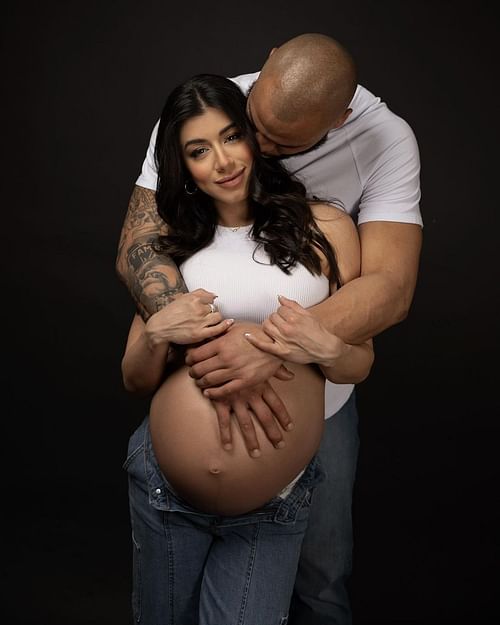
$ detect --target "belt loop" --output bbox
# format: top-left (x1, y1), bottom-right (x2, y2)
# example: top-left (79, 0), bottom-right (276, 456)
top-left (143, 418), bottom-right (170, 510)
top-left (274, 499), bottom-right (291, 522)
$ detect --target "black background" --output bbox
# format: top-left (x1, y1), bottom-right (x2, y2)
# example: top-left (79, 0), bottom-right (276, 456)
top-left (3, 1), bottom-right (499, 623)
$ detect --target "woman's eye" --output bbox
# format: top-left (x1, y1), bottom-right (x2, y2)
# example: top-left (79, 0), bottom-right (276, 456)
top-left (189, 147), bottom-right (208, 158)
top-left (225, 132), bottom-right (242, 143)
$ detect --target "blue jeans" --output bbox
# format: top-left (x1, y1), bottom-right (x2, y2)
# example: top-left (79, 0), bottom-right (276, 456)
top-left (289, 391), bottom-right (360, 625)
top-left (123, 416), bottom-right (325, 625)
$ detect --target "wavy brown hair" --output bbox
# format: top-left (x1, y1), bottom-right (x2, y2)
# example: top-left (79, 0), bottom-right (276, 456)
top-left (154, 74), bottom-right (341, 285)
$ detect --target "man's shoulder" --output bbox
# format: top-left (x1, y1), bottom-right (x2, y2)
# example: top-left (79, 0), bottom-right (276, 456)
top-left (348, 84), bottom-right (416, 139)
top-left (320, 85), bottom-right (417, 168)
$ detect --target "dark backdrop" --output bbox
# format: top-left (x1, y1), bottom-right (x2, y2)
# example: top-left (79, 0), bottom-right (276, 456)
top-left (3, 1), bottom-right (498, 623)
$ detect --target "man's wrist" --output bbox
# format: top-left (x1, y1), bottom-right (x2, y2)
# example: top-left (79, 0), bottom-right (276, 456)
top-left (317, 336), bottom-right (350, 368)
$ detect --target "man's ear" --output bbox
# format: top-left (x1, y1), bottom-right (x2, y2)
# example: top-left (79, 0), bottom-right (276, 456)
top-left (332, 108), bottom-right (353, 130)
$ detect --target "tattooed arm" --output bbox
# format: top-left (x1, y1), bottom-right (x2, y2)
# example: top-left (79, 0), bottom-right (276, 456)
top-left (116, 185), bottom-right (187, 321)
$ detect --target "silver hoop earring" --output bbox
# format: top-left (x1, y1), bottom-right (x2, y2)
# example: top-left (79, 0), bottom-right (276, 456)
top-left (184, 180), bottom-right (198, 195)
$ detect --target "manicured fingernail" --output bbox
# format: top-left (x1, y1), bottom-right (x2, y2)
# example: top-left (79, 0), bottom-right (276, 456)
top-left (250, 449), bottom-right (261, 458)
top-left (227, 318), bottom-right (234, 325)
top-left (244, 332), bottom-right (252, 338)
top-left (286, 422), bottom-right (295, 431)
top-left (276, 441), bottom-right (286, 449)
top-left (223, 443), bottom-right (233, 451)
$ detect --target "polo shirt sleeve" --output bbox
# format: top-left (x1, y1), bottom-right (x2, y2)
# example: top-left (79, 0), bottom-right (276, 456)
top-left (356, 117), bottom-right (423, 227)
top-left (135, 120), bottom-right (160, 190)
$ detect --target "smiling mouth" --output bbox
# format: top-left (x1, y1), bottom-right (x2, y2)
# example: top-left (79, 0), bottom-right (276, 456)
top-left (215, 168), bottom-right (245, 186)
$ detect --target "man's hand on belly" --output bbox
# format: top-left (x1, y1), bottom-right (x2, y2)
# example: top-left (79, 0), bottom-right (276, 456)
top-left (185, 322), bottom-right (295, 455)
top-left (211, 381), bottom-right (294, 458)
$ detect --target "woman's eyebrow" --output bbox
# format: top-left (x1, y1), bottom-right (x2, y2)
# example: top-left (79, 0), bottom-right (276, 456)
top-left (183, 123), bottom-right (237, 149)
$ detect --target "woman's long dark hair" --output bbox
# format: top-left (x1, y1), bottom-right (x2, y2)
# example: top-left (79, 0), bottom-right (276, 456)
top-left (154, 74), bottom-right (341, 285)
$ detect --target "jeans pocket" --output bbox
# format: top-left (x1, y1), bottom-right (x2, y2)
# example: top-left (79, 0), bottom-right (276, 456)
top-left (303, 488), bottom-right (313, 507)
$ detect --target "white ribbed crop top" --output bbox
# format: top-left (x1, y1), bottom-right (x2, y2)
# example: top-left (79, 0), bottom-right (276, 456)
top-left (180, 224), bottom-right (356, 420)
top-left (180, 225), bottom-right (330, 322)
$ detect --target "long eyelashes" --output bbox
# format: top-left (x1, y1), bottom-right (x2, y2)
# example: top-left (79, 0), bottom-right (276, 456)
top-left (189, 147), bottom-right (208, 159)
top-left (188, 132), bottom-right (244, 159)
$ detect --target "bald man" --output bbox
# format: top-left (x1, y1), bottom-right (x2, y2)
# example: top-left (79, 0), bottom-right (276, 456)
top-left (117, 34), bottom-right (422, 625)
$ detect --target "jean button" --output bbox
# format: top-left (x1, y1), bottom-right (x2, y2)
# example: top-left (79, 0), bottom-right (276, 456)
top-left (155, 488), bottom-right (162, 495)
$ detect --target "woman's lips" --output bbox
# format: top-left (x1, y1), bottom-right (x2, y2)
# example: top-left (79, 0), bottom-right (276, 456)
top-left (215, 168), bottom-right (245, 187)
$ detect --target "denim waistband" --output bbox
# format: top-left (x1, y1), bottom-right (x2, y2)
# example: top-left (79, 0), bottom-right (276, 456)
top-left (127, 416), bottom-right (325, 526)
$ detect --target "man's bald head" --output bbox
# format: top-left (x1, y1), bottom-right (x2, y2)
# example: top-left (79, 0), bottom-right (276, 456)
top-left (248, 33), bottom-right (357, 156)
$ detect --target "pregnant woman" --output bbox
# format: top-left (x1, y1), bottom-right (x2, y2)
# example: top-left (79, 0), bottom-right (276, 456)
top-left (121, 74), bottom-right (373, 625)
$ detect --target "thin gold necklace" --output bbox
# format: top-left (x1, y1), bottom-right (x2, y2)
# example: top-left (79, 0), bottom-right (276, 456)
top-left (219, 223), bottom-right (250, 232)
top-left (217, 220), bottom-right (252, 232)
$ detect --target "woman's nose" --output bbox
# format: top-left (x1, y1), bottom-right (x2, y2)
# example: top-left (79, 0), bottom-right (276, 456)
top-left (214, 146), bottom-right (233, 171)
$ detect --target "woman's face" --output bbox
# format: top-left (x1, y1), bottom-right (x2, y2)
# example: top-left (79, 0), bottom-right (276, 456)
top-left (179, 107), bottom-right (254, 212)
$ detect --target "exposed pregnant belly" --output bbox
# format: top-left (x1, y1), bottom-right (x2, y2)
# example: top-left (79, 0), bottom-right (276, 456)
top-left (149, 363), bottom-right (325, 516)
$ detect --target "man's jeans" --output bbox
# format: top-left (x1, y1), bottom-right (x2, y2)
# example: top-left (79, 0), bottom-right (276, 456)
top-left (289, 391), bottom-right (360, 625)
top-left (123, 416), bottom-right (325, 625)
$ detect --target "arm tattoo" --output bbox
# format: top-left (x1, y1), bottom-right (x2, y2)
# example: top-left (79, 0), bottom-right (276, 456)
top-left (117, 186), bottom-right (187, 321)
top-left (129, 242), bottom-right (187, 319)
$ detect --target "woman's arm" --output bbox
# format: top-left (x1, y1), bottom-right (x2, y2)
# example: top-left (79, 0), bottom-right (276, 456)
top-left (121, 289), bottom-right (232, 395)
top-left (122, 313), bottom-right (169, 394)
top-left (245, 204), bottom-right (374, 383)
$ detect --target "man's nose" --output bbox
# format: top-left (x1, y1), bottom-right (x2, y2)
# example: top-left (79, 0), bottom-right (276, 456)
top-left (256, 132), bottom-right (279, 156)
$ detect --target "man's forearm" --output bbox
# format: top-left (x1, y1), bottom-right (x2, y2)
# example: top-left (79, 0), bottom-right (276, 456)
top-left (127, 247), bottom-right (187, 321)
top-left (116, 185), bottom-right (188, 321)
top-left (310, 271), bottom-right (414, 344)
